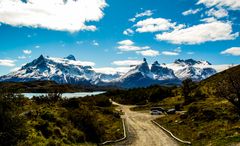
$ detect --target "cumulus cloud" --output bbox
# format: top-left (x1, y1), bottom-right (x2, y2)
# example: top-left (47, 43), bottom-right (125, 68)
top-left (129, 10), bottom-right (153, 22)
top-left (162, 51), bottom-right (179, 56)
top-left (129, 18), bottom-right (136, 22)
top-left (112, 60), bottom-right (143, 66)
top-left (197, 0), bottom-right (240, 10)
top-left (18, 56), bottom-right (27, 59)
top-left (156, 21), bottom-right (238, 44)
top-left (117, 39), bottom-right (159, 57)
top-left (0, 0), bottom-right (107, 32)
top-left (182, 9), bottom-right (201, 16)
top-left (135, 10), bottom-right (153, 18)
top-left (206, 8), bottom-right (228, 18)
top-left (23, 50), bottom-right (32, 55)
top-left (200, 17), bottom-right (218, 23)
top-left (161, 47), bottom-right (181, 56)
top-left (134, 18), bottom-right (185, 33)
top-left (187, 52), bottom-right (195, 55)
top-left (118, 40), bottom-right (134, 46)
top-left (0, 59), bottom-right (15, 67)
top-left (221, 47), bottom-right (240, 56)
top-left (123, 28), bottom-right (134, 36)
top-left (118, 45), bottom-right (150, 52)
top-left (137, 49), bottom-right (159, 57)
top-left (92, 40), bottom-right (99, 46)
top-left (117, 40), bottom-right (150, 52)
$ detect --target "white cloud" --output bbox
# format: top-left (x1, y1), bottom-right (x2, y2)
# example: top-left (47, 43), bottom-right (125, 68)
top-left (35, 45), bottom-right (40, 48)
top-left (174, 47), bottom-right (182, 53)
top-left (112, 60), bottom-right (143, 66)
top-left (197, 0), bottom-right (240, 10)
top-left (0, 59), bottom-right (15, 67)
top-left (18, 56), bottom-right (27, 59)
top-left (187, 52), bottom-right (195, 55)
top-left (156, 21), bottom-right (238, 44)
top-left (206, 8), bottom-right (228, 18)
top-left (137, 49), bottom-right (159, 57)
top-left (161, 47), bottom-right (181, 56)
top-left (118, 40), bottom-right (134, 46)
top-left (200, 17), bottom-right (218, 23)
top-left (129, 18), bottom-right (136, 22)
top-left (123, 28), bottom-right (134, 36)
top-left (182, 9), bottom-right (201, 16)
top-left (162, 51), bottom-right (179, 56)
top-left (118, 45), bottom-right (149, 52)
top-left (128, 10), bottom-right (153, 22)
top-left (0, 0), bottom-right (107, 33)
top-left (92, 40), bottom-right (99, 46)
top-left (134, 17), bottom-right (184, 33)
top-left (135, 10), bottom-right (153, 18)
top-left (117, 40), bottom-right (156, 56)
top-left (221, 47), bottom-right (240, 56)
top-left (23, 49), bottom-right (32, 54)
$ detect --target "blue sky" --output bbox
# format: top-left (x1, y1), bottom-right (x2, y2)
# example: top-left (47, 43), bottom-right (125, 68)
top-left (0, 0), bottom-right (239, 75)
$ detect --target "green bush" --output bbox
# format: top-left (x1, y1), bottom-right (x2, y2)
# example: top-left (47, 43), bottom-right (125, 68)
top-left (0, 95), bottom-right (28, 146)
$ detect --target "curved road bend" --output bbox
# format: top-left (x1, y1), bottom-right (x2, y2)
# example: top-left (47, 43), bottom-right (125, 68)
top-left (113, 102), bottom-right (178, 146)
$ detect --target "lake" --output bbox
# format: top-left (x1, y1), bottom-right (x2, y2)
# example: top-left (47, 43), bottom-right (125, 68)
top-left (22, 91), bottom-right (106, 98)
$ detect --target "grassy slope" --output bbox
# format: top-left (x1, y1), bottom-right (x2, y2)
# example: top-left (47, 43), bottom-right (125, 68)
top-left (2, 94), bottom-right (123, 146)
top-left (155, 65), bottom-right (240, 146)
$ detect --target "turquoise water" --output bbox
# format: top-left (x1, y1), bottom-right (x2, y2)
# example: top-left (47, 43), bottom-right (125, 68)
top-left (22, 91), bottom-right (106, 98)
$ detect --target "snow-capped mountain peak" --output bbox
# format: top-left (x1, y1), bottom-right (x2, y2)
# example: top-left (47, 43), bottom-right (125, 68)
top-left (0, 56), bottom-right (224, 88)
top-left (174, 59), bottom-right (211, 66)
top-left (167, 59), bottom-right (216, 81)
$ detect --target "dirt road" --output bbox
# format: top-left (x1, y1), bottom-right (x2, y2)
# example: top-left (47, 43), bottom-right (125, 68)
top-left (113, 102), bottom-right (178, 146)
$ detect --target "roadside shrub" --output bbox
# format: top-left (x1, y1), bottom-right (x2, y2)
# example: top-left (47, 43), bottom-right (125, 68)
top-left (67, 129), bottom-right (85, 143)
top-left (41, 111), bottom-right (56, 122)
top-left (202, 109), bottom-right (216, 121)
top-left (61, 98), bottom-right (80, 109)
top-left (34, 121), bottom-right (52, 138)
top-left (0, 95), bottom-right (28, 146)
top-left (187, 105), bottom-right (199, 116)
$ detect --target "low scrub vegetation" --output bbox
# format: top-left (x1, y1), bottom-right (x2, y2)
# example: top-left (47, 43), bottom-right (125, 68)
top-left (0, 93), bottom-right (123, 146)
top-left (107, 85), bottom-right (175, 105)
top-left (155, 65), bottom-right (240, 145)
top-left (0, 80), bottom-right (118, 93)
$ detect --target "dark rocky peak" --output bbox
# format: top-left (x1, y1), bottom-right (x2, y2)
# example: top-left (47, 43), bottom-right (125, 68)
top-left (151, 61), bottom-right (175, 76)
top-left (174, 59), bottom-right (199, 66)
top-left (136, 58), bottom-right (150, 73)
top-left (65, 55), bottom-right (76, 61)
top-left (152, 61), bottom-right (160, 66)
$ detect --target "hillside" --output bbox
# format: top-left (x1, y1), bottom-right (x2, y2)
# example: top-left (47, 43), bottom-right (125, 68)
top-left (198, 65), bottom-right (240, 95)
top-left (154, 65), bottom-right (240, 145)
top-left (0, 80), bottom-right (117, 93)
top-left (0, 93), bottom-right (123, 146)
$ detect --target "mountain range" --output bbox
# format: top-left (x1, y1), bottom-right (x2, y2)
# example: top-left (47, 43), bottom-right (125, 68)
top-left (0, 55), bottom-right (229, 88)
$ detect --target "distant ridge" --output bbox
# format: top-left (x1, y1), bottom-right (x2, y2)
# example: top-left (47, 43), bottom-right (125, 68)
top-left (0, 55), bottom-right (228, 88)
